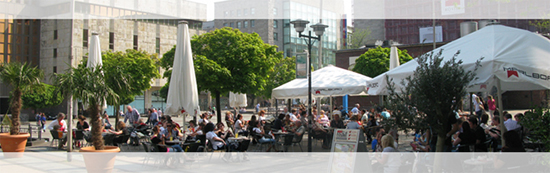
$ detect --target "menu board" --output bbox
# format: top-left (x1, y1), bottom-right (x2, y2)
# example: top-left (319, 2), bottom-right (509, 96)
top-left (334, 129), bottom-right (360, 142)
top-left (328, 129), bottom-right (368, 173)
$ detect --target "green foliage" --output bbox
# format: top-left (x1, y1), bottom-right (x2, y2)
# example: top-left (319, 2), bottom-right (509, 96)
top-left (261, 56), bottom-right (296, 99)
top-left (20, 83), bottom-right (63, 110)
top-left (352, 47), bottom-right (413, 77)
top-left (87, 49), bottom-right (160, 105)
top-left (346, 28), bottom-right (372, 49)
top-left (521, 108), bottom-right (550, 152)
top-left (530, 19), bottom-right (550, 34)
top-left (0, 62), bottom-right (44, 135)
top-left (383, 50), bottom-right (480, 151)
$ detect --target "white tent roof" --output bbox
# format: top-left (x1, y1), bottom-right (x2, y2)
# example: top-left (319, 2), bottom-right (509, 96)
top-left (229, 92), bottom-right (247, 107)
top-left (367, 25), bottom-right (550, 95)
top-left (272, 65), bottom-right (372, 99)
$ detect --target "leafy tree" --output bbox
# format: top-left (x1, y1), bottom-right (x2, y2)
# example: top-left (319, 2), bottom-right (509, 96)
top-left (160, 28), bottom-right (279, 122)
top-left (261, 56), bottom-right (296, 99)
top-left (346, 28), bottom-right (372, 49)
top-left (53, 64), bottom-right (130, 150)
top-left (521, 108), bottom-right (550, 152)
top-left (383, 50), bottom-right (480, 154)
top-left (352, 47), bottom-right (413, 77)
top-left (20, 83), bottom-right (63, 110)
top-left (0, 62), bottom-right (44, 135)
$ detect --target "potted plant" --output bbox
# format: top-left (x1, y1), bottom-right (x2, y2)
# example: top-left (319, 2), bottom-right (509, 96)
top-left (0, 62), bottom-right (43, 156)
top-left (53, 64), bottom-right (129, 172)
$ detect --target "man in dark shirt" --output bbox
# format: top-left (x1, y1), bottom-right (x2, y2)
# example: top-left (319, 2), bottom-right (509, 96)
top-left (469, 117), bottom-right (487, 152)
top-left (444, 113), bottom-right (459, 152)
top-left (330, 114), bottom-right (345, 128)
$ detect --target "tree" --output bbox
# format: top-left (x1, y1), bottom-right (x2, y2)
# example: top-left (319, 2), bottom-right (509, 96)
top-left (53, 64), bottom-right (130, 150)
top-left (346, 28), bottom-right (372, 49)
top-left (86, 49), bottom-right (160, 128)
top-left (20, 83), bottom-right (64, 111)
top-left (260, 56), bottom-right (296, 99)
top-left (160, 28), bottom-right (279, 122)
top-left (352, 47), bottom-right (413, 77)
top-left (0, 62), bottom-right (44, 135)
top-left (521, 108), bottom-right (550, 152)
top-left (383, 50), bottom-right (480, 154)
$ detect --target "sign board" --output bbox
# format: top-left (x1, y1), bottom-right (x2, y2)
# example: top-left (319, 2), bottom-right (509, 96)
top-left (419, 26), bottom-right (443, 43)
top-left (296, 52), bottom-right (308, 78)
top-left (328, 129), bottom-right (368, 172)
top-left (441, 0), bottom-right (465, 15)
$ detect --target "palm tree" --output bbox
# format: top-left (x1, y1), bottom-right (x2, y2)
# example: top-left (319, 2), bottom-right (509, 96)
top-left (0, 62), bottom-right (44, 135)
top-left (53, 64), bottom-right (129, 150)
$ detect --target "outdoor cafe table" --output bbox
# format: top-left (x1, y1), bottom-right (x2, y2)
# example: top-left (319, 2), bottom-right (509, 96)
top-left (272, 131), bottom-right (291, 151)
top-left (227, 136), bottom-right (248, 143)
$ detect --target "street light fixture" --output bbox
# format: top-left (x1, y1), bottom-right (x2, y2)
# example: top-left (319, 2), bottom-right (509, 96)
top-left (290, 19), bottom-right (327, 152)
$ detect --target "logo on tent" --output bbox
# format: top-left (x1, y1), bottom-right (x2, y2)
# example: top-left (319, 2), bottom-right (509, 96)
top-left (507, 70), bottom-right (519, 78)
top-left (315, 90), bottom-right (321, 94)
top-left (480, 84), bottom-right (487, 89)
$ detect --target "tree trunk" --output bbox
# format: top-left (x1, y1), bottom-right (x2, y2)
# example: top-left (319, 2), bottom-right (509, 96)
top-left (9, 89), bottom-right (22, 135)
top-left (433, 133), bottom-right (446, 171)
top-left (115, 105), bottom-right (120, 130)
top-left (89, 104), bottom-right (105, 150)
top-left (215, 91), bottom-right (222, 124)
top-left (250, 94), bottom-right (256, 109)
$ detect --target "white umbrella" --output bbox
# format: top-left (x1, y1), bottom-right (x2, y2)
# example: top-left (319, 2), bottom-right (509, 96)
top-left (229, 92), bottom-right (247, 108)
top-left (165, 21), bottom-right (201, 123)
top-left (389, 46), bottom-right (400, 70)
top-left (87, 32), bottom-right (108, 110)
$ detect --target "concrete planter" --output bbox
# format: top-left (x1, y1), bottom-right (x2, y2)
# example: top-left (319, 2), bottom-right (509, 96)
top-left (80, 146), bottom-right (120, 173)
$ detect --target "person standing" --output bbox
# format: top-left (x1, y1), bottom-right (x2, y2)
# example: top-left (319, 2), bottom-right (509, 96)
top-left (487, 95), bottom-right (496, 119)
top-left (124, 106), bottom-right (140, 127)
top-left (351, 103), bottom-right (360, 115)
top-left (148, 108), bottom-right (159, 126)
top-left (256, 103), bottom-right (261, 113)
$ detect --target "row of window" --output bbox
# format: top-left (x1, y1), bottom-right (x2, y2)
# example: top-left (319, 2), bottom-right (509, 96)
top-left (225, 8), bottom-right (255, 17)
top-left (82, 29), bottom-right (158, 52)
top-left (223, 20), bottom-right (255, 29)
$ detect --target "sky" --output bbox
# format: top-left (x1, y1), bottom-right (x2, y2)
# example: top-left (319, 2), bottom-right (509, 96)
top-left (187, 0), bottom-right (353, 23)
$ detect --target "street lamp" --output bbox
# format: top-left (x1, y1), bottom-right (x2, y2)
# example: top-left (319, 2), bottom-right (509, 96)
top-left (290, 19), bottom-right (327, 152)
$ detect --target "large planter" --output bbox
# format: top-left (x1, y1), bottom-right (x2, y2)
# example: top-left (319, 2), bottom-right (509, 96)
top-left (80, 146), bottom-right (120, 173)
top-left (0, 133), bottom-right (30, 158)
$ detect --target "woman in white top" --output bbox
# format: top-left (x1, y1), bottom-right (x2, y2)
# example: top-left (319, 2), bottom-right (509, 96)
top-left (376, 134), bottom-right (401, 173)
top-left (258, 110), bottom-right (267, 125)
top-left (205, 123), bottom-right (226, 150)
top-left (317, 110), bottom-right (330, 127)
top-left (252, 122), bottom-right (277, 152)
top-left (234, 114), bottom-right (244, 133)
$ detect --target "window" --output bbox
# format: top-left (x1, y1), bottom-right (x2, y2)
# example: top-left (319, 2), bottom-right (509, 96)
top-left (155, 37), bottom-right (160, 54)
top-left (53, 48), bottom-right (57, 58)
top-left (251, 8), bottom-right (255, 15)
top-left (133, 35), bottom-right (138, 50)
top-left (273, 8), bottom-right (277, 15)
top-left (83, 29), bottom-right (88, 47)
top-left (53, 66), bottom-right (57, 74)
top-left (237, 22), bottom-right (241, 28)
top-left (230, 22), bottom-right (234, 27)
top-left (224, 11), bottom-right (229, 17)
top-left (223, 23), bottom-right (228, 27)
top-left (250, 20), bottom-right (255, 27)
top-left (244, 21), bottom-right (248, 28)
top-left (231, 10), bottom-right (235, 16)
top-left (274, 32), bottom-right (278, 41)
top-left (273, 20), bottom-right (278, 28)
top-left (54, 30), bottom-right (58, 40)
top-left (244, 9), bottom-right (248, 15)
top-left (237, 10), bottom-right (241, 16)
top-left (109, 32), bottom-right (114, 50)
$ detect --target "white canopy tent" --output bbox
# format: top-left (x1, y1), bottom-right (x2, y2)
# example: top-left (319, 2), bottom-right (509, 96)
top-left (366, 25), bottom-right (550, 140)
top-left (366, 25), bottom-right (550, 96)
top-left (229, 92), bottom-right (247, 108)
top-left (272, 65), bottom-right (372, 99)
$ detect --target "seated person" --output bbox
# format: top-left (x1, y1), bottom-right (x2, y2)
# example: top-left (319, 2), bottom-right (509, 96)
top-left (330, 114), bottom-right (345, 129)
top-left (317, 110), bottom-right (330, 128)
top-left (52, 125), bottom-right (67, 149)
top-left (410, 129), bottom-right (431, 152)
top-left (271, 114), bottom-right (285, 131)
top-left (205, 123), bottom-right (227, 151)
top-left (215, 122), bottom-right (233, 140)
top-left (252, 121), bottom-right (277, 152)
top-left (372, 127), bottom-right (386, 152)
top-left (453, 121), bottom-right (475, 152)
top-left (289, 121), bottom-right (305, 143)
top-left (346, 115), bottom-right (361, 129)
top-left (76, 115), bottom-right (90, 131)
top-left (161, 122), bottom-right (183, 142)
top-left (102, 113), bottom-right (113, 130)
top-left (312, 121), bottom-right (330, 149)
top-left (104, 121), bottom-right (130, 146)
top-left (485, 116), bottom-right (502, 152)
top-left (150, 126), bottom-right (183, 152)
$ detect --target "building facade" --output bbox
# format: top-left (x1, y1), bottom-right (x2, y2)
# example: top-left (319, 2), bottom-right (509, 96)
top-left (1, 0), bottom-right (207, 115)
top-left (214, 0), bottom-right (344, 70)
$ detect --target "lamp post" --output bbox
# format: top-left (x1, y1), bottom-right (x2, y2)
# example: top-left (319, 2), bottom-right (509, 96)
top-left (290, 19), bottom-right (328, 152)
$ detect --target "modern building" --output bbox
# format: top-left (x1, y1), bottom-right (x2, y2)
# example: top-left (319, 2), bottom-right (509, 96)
top-left (0, 0), bottom-right (207, 116)
top-left (213, 0), bottom-right (345, 70)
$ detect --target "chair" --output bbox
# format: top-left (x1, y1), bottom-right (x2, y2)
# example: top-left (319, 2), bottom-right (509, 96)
top-left (115, 134), bottom-right (131, 151)
top-left (291, 133), bottom-right (304, 152)
top-left (196, 135), bottom-right (207, 152)
top-left (73, 130), bottom-right (85, 148)
top-left (49, 130), bottom-right (61, 149)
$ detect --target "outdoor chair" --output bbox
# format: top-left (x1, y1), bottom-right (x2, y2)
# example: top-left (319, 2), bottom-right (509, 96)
top-left (291, 133), bottom-right (304, 152)
top-left (115, 134), bottom-right (131, 151)
top-left (49, 130), bottom-right (61, 149)
top-left (250, 131), bottom-right (269, 152)
top-left (73, 130), bottom-right (85, 148)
